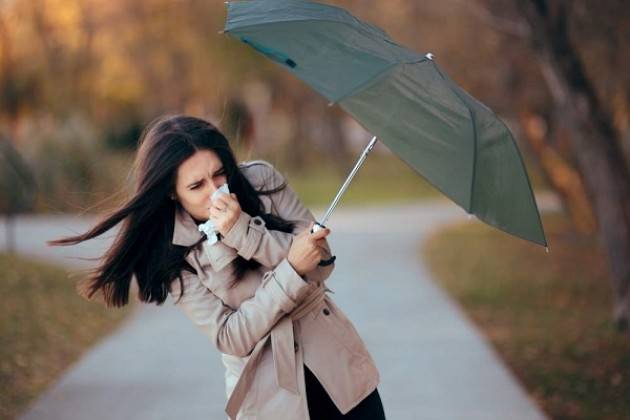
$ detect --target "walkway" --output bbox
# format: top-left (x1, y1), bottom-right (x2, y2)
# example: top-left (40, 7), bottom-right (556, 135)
top-left (8, 193), bottom-right (558, 419)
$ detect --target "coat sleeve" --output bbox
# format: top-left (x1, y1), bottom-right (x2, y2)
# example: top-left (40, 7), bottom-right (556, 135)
top-left (220, 161), bottom-right (335, 285)
top-left (169, 257), bottom-right (315, 357)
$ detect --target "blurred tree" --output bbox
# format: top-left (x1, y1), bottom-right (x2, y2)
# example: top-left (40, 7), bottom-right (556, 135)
top-left (468, 0), bottom-right (630, 331)
top-left (520, 0), bottom-right (630, 332)
top-left (103, 105), bottom-right (145, 150)
top-left (223, 95), bottom-right (255, 156)
top-left (519, 109), bottom-right (597, 234)
top-left (0, 135), bottom-right (37, 252)
top-left (0, 6), bottom-right (43, 139)
top-left (319, 105), bottom-right (353, 177)
top-left (3, 0), bottom-right (627, 323)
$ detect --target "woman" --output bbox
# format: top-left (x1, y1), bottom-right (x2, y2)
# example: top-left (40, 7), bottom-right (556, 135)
top-left (48, 114), bottom-right (386, 420)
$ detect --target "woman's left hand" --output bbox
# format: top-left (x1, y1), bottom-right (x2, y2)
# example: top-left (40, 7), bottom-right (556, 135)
top-left (208, 193), bottom-right (241, 237)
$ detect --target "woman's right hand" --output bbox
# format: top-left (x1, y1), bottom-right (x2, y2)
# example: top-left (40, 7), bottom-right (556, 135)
top-left (287, 222), bottom-right (331, 276)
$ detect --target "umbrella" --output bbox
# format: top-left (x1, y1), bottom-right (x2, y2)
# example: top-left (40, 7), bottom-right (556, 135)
top-left (221, 0), bottom-right (549, 256)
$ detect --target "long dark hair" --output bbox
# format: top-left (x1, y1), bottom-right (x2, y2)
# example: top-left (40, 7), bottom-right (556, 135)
top-left (47, 114), bottom-right (295, 307)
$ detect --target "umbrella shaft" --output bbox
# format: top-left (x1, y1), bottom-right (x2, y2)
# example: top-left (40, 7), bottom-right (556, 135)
top-left (320, 135), bottom-right (378, 226)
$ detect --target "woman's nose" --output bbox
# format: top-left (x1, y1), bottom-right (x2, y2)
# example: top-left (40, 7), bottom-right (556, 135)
top-left (206, 180), bottom-right (220, 201)
top-left (208, 182), bottom-right (218, 194)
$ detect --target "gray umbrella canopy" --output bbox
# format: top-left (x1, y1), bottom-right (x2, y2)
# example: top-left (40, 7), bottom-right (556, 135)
top-left (223, 0), bottom-right (548, 248)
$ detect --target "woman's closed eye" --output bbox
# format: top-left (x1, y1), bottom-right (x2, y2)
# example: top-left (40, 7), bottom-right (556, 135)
top-left (191, 173), bottom-right (225, 189)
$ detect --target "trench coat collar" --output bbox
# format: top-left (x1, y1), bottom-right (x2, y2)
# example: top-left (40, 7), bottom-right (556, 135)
top-left (172, 204), bottom-right (204, 246)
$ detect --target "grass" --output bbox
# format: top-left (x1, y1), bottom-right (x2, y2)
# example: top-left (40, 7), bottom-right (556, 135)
top-left (280, 152), bottom-right (447, 208)
top-left (0, 252), bottom-right (137, 420)
top-left (421, 211), bottom-right (630, 420)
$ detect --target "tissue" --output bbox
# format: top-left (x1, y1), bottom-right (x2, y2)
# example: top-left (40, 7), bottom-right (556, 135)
top-left (197, 183), bottom-right (230, 245)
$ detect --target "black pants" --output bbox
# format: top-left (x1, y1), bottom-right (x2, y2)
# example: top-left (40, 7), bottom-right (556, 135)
top-left (304, 364), bottom-right (386, 420)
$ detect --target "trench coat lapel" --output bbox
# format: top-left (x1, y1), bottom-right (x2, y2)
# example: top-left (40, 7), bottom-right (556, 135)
top-left (172, 204), bottom-right (203, 246)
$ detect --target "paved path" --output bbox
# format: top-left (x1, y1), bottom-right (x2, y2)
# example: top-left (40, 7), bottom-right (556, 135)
top-left (7, 193), bottom-right (559, 420)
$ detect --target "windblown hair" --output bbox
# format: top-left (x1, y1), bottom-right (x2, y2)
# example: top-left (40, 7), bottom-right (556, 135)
top-left (47, 114), bottom-right (295, 307)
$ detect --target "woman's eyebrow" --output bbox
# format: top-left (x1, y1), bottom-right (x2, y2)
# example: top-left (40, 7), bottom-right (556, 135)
top-left (186, 167), bottom-right (224, 188)
top-left (186, 179), bottom-right (201, 188)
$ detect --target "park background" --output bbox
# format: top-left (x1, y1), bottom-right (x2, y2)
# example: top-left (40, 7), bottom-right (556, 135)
top-left (1, 0), bottom-right (629, 419)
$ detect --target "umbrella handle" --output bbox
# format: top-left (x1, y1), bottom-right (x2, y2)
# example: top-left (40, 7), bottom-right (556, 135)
top-left (308, 136), bottom-right (378, 267)
top-left (311, 222), bottom-right (337, 266)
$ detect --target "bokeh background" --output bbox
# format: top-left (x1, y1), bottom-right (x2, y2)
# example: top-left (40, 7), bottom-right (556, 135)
top-left (1, 1), bottom-right (629, 419)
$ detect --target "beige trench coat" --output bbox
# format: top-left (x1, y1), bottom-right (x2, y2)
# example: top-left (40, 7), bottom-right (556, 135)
top-left (168, 160), bottom-right (380, 420)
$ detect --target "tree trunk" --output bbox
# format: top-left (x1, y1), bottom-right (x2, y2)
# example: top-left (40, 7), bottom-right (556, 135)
top-left (324, 107), bottom-right (353, 178)
top-left (518, 109), bottom-right (597, 234)
top-left (518, 0), bottom-right (630, 331)
top-left (4, 213), bottom-right (15, 254)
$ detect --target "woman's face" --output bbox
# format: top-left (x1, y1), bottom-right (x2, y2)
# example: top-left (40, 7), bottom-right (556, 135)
top-left (173, 149), bottom-right (228, 223)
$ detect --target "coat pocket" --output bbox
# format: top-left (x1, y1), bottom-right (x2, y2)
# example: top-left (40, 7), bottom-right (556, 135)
top-left (317, 300), bottom-right (366, 356)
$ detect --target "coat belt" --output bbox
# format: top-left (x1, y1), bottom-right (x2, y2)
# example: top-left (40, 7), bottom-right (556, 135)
top-left (225, 282), bottom-right (329, 420)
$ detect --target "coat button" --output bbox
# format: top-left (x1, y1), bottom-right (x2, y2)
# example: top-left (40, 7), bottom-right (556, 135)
top-left (294, 342), bottom-right (299, 352)
top-left (323, 308), bottom-right (330, 316)
top-left (253, 218), bottom-right (262, 225)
